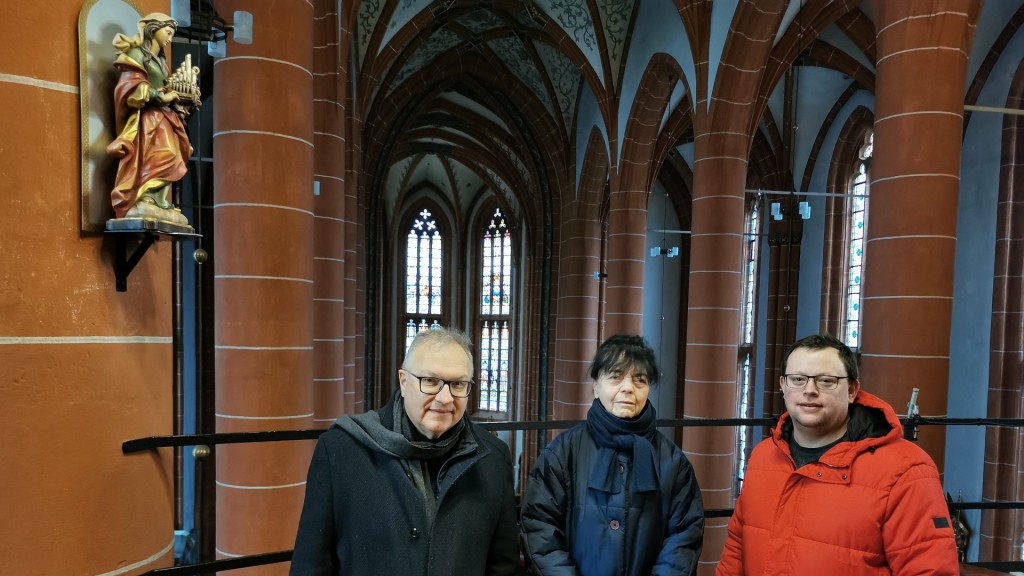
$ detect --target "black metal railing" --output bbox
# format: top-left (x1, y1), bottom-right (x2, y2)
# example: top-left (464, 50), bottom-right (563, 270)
top-left (126, 416), bottom-right (1024, 575)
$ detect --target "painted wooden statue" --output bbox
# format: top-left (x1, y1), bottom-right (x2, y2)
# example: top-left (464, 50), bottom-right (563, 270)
top-left (106, 13), bottom-right (200, 228)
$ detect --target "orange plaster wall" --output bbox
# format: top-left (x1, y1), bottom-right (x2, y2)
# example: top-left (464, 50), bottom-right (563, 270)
top-left (1, 0), bottom-right (176, 574)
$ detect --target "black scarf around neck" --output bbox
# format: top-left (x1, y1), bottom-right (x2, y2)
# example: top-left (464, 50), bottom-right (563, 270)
top-left (337, 389), bottom-right (467, 528)
top-left (339, 389), bottom-right (465, 457)
top-left (585, 398), bottom-right (659, 493)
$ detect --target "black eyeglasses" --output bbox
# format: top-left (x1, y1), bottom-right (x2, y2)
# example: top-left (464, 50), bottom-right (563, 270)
top-left (404, 371), bottom-right (474, 398)
top-left (783, 374), bottom-right (849, 390)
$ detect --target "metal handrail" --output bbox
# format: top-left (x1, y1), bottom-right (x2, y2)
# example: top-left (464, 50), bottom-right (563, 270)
top-left (123, 416), bottom-right (1024, 453)
top-left (126, 415), bottom-right (1024, 574)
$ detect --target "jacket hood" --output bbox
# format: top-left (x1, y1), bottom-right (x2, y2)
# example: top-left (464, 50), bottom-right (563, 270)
top-left (774, 390), bottom-right (903, 466)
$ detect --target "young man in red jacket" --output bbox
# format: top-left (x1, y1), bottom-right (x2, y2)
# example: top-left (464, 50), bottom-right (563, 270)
top-left (717, 333), bottom-right (959, 576)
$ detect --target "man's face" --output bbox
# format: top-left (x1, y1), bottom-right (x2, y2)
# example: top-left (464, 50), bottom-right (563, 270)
top-left (781, 347), bottom-right (860, 447)
top-left (593, 368), bottom-right (650, 419)
top-left (398, 341), bottom-right (471, 439)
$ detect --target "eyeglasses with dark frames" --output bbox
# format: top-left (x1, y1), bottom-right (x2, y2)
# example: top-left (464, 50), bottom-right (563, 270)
top-left (404, 371), bottom-right (474, 398)
top-left (783, 374), bottom-right (849, 390)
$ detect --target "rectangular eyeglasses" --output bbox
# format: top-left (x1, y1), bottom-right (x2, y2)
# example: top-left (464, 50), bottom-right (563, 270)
top-left (783, 374), bottom-right (848, 390)
top-left (405, 371), bottom-right (474, 397)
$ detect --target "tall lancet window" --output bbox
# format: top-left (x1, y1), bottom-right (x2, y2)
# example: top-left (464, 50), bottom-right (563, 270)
top-left (405, 208), bottom-right (443, 351)
top-left (479, 208), bottom-right (513, 413)
top-left (738, 198), bottom-right (760, 490)
top-left (846, 133), bottom-right (872, 349)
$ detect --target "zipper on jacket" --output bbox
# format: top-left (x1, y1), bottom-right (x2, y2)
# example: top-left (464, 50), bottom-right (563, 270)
top-left (435, 444), bottom-right (483, 507)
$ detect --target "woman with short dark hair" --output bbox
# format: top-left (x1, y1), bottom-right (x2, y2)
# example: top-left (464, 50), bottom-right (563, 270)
top-left (521, 334), bottom-right (705, 575)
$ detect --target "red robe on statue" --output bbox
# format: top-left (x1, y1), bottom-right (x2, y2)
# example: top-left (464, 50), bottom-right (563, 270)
top-left (106, 51), bottom-right (190, 219)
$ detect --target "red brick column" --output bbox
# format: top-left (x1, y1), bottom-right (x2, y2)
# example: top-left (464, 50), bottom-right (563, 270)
top-left (349, 155), bottom-right (366, 411)
top-left (340, 10), bottom-right (363, 415)
top-left (551, 134), bottom-right (607, 421)
top-left (684, 134), bottom-right (747, 574)
top-left (603, 59), bottom-right (678, 337)
top-left (213, 0), bottom-right (315, 567)
top-left (683, 4), bottom-right (788, 572)
top-left (312, 0), bottom-right (346, 426)
top-left (864, 0), bottom-right (981, 470)
top-left (603, 192), bottom-right (647, 336)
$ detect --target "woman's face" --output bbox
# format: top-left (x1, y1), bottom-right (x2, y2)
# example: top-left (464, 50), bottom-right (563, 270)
top-left (593, 368), bottom-right (650, 418)
top-left (153, 25), bottom-right (175, 48)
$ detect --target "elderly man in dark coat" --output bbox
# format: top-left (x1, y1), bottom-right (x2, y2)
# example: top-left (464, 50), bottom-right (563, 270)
top-left (290, 328), bottom-right (522, 575)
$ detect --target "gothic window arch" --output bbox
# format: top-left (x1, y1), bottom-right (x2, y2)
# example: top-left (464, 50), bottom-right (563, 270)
top-left (821, 109), bottom-right (873, 342)
top-left (402, 206), bottom-right (446, 350)
top-left (475, 206), bottom-right (515, 416)
top-left (738, 195), bottom-right (761, 490)
top-left (845, 132), bottom-right (872, 349)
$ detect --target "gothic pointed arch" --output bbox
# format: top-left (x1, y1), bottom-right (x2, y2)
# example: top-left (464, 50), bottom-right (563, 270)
top-left (820, 106), bottom-right (873, 339)
top-left (470, 202), bottom-right (518, 419)
top-left (980, 56), bottom-right (1024, 562)
top-left (380, 187), bottom-right (460, 402)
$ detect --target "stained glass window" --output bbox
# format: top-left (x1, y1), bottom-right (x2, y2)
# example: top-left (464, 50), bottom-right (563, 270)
top-left (743, 201), bottom-right (759, 345)
top-left (846, 133), bottom-right (871, 349)
top-left (738, 199), bottom-right (759, 493)
top-left (481, 210), bottom-right (512, 316)
top-left (738, 353), bottom-right (752, 491)
top-left (479, 208), bottom-right (513, 412)
top-left (405, 208), bottom-right (444, 352)
top-left (404, 318), bottom-right (442, 351)
top-left (479, 320), bottom-right (510, 412)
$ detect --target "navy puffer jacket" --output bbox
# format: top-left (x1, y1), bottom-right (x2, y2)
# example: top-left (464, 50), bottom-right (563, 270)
top-left (521, 422), bottom-right (704, 575)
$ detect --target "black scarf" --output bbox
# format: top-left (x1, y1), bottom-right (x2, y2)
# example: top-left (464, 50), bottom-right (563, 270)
top-left (336, 389), bottom-right (467, 528)
top-left (585, 398), bottom-right (659, 493)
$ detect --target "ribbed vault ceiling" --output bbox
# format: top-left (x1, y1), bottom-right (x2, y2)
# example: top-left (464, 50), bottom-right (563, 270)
top-left (352, 1), bottom-right (881, 230)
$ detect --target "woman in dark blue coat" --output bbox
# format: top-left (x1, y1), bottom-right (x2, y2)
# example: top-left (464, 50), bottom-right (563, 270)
top-left (521, 334), bottom-right (704, 575)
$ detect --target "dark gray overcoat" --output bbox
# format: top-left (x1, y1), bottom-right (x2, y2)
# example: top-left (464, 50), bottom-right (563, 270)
top-left (290, 409), bottom-right (522, 576)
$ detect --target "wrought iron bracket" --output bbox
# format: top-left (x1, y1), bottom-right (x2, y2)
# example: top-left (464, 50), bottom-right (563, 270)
top-left (106, 220), bottom-right (200, 292)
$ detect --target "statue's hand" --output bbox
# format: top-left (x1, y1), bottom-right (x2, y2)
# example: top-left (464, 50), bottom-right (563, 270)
top-left (158, 89), bottom-right (180, 104)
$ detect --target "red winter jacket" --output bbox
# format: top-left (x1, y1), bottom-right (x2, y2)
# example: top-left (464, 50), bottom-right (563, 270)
top-left (716, 391), bottom-right (958, 576)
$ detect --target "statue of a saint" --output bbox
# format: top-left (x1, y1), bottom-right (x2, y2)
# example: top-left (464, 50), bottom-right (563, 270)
top-left (106, 13), bottom-right (200, 229)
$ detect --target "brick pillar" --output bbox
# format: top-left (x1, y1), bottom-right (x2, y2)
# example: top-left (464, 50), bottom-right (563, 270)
top-left (551, 142), bottom-right (606, 421)
top-left (604, 191), bottom-right (647, 336)
top-left (864, 0), bottom-right (981, 470)
top-left (340, 12), bottom-right (362, 415)
top-left (604, 59), bottom-right (678, 339)
top-left (686, 4), bottom-right (787, 573)
top-left (213, 1), bottom-right (315, 568)
top-left (351, 174), bottom-right (366, 410)
top-left (312, 0), bottom-right (346, 426)
top-left (683, 133), bottom-right (747, 575)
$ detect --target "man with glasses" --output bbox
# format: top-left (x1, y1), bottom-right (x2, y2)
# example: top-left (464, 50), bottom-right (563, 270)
top-left (291, 327), bottom-right (522, 575)
top-left (717, 333), bottom-right (958, 576)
